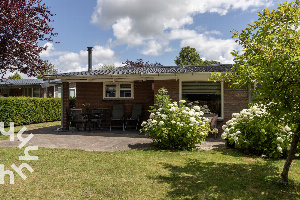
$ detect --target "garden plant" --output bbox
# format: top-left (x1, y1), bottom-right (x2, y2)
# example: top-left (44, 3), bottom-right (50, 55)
top-left (141, 88), bottom-right (210, 150)
top-left (222, 104), bottom-right (299, 158)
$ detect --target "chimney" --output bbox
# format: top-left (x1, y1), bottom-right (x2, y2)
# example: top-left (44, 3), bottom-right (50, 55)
top-left (87, 47), bottom-right (93, 72)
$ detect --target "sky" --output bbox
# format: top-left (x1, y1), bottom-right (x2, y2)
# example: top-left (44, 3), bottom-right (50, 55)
top-left (6, 0), bottom-right (293, 78)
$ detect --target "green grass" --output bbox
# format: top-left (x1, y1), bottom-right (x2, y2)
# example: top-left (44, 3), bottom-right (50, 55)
top-left (0, 121), bottom-right (300, 199)
top-left (0, 121), bottom-right (61, 140)
top-left (0, 147), bottom-right (300, 199)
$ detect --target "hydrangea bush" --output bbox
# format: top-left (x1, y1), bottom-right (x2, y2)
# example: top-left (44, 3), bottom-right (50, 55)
top-left (222, 104), bottom-right (299, 158)
top-left (141, 88), bottom-right (210, 150)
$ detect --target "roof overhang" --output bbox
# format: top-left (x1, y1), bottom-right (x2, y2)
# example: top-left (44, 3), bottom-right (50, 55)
top-left (45, 72), bottom-right (213, 83)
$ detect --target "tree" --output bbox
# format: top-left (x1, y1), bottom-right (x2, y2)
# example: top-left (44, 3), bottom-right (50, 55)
top-left (211, 1), bottom-right (300, 186)
top-left (174, 46), bottom-right (220, 66)
top-left (36, 62), bottom-right (58, 79)
top-left (123, 59), bottom-right (162, 67)
top-left (0, 0), bottom-right (57, 78)
top-left (8, 72), bottom-right (21, 79)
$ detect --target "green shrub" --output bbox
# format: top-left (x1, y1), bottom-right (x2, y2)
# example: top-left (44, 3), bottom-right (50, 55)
top-left (141, 88), bottom-right (210, 150)
top-left (0, 97), bottom-right (61, 127)
top-left (222, 104), bottom-right (299, 158)
top-left (69, 96), bottom-right (76, 108)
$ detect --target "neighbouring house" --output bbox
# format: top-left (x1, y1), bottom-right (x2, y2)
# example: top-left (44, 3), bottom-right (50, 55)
top-left (0, 79), bottom-right (76, 98)
top-left (44, 64), bottom-right (250, 131)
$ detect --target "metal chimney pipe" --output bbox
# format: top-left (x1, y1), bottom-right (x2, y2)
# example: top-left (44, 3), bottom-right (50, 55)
top-left (87, 47), bottom-right (93, 72)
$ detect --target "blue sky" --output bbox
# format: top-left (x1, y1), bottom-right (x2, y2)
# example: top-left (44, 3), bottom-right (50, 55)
top-left (10, 0), bottom-right (293, 77)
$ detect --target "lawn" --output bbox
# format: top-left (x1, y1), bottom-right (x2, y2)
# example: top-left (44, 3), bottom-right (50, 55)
top-left (0, 122), bottom-right (300, 199)
top-left (0, 121), bottom-right (61, 140)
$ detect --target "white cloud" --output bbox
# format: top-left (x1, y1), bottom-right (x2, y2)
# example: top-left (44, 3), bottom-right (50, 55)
top-left (141, 39), bottom-right (169, 56)
top-left (40, 42), bottom-right (68, 58)
top-left (91, 0), bottom-right (272, 56)
top-left (40, 44), bottom-right (119, 72)
top-left (181, 34), bottom-right (242, 63)
top-left (169, 29), bottom-right (198, 40)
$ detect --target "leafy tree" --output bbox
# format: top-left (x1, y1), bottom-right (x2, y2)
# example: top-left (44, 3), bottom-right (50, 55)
top-left (174, 46), bottom-right (220, 66)
top-left (8, 72), bottom-right (21, 79)
top-left (0, 0), bottom-right (57, 78)
top-left (211, 1), bottom-right (300, 186)
top-left (123, 59), bottom-right (162, 67)
top-left (36, 62), bottom-right (58, 79)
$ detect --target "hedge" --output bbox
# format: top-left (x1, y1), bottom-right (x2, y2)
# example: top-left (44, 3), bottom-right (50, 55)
top-left (0, 97), bottom-right (61, 127)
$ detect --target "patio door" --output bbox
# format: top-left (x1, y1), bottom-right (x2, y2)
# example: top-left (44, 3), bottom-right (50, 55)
top-left (182, 81), bottom-right (222, 117)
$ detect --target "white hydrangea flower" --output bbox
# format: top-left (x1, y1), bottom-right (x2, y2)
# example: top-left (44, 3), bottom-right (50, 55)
top-left (277, 146), bottom-right (283, 153)
top-left (169, 107), bottom-right (176, 112)
top-left (277, 137), bottom-right (283, 143)
top-left (190, 117), bottom-right (196, 123)
top-left (188, 111), bottom-right (195, 116)
top-left (221, 133), bottom-right (227, 139)
top-left (171, 120), bottom-right (176, 124)
top-left (179, 100), bottom-right (186, 103)
top-left (161, 114), bottom-right (167, 119)
top-left (158, 121), bottom-right (164, 126)
top-left (193, 106), bottom-right (200, 111)
top-left (149, 113), bottom-right (155, 119)
top-left (141, 121), bottom-right (147, 126)
top-left (285, 125), bottom-right (291, 132)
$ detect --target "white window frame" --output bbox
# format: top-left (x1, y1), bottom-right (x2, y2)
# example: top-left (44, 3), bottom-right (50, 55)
top-left (103, 82), bottom-right (134, 100)
top-left (69, 88), bottom-right (76, 98)
top-left (57, 87), bottom-right (76, 98)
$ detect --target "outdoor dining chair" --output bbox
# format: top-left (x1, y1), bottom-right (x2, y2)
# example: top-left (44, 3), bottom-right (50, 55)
top-left (125, 104), bottom-right (143, 130)
top-left (110, 104), bottom-right (125, 131)
top-left (70, 109), bottom-right (86, 131)
top-left (89, 108), bottom-right (103, 130)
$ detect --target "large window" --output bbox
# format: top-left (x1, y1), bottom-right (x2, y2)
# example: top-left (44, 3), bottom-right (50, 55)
top-left (33, 88), bottom-right (40, 97)
top-left (57, 87), bottom-right (76, 98)
top-left (103, 83), bottom-right (133, 99)
top-left (182, 81), bottom-right (222, 117)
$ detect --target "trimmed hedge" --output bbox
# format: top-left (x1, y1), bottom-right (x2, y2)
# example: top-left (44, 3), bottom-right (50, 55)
top-left (0, 97), bottom-right (61, 127)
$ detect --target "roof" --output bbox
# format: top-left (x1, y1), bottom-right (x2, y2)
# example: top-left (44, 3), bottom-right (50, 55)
top-left (46, 65), bottom-right (232, 77)
top-left (0, 79), bottom-right (61, 88)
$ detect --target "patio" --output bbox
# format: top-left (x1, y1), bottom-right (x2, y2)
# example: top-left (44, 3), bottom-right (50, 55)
top-left (0, 125), bottom-right (225, 151)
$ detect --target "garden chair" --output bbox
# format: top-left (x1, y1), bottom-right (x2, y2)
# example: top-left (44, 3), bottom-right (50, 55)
top-left (100, 108), bottom-right (109, 129)
top-left (125, 104), bottom-right (143, 130)
top-left (71, 109), bottom-right (86, 131)
top-left (110, 104), bottom-right (125, 131)
top-left (89, 108), bottom-right (103, 130)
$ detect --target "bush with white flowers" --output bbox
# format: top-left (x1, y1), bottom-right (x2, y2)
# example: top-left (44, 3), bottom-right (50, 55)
top-left (141, 88), bottom-right (210, 150)
top-left (222, 104), bottom-right (299, 158)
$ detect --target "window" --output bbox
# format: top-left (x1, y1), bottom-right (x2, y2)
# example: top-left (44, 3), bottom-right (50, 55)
top-left (33, 88), bottom-right (40, 97)
top-left (105, 84), bottom-right (117, 97)
top-left (104, 83), bottom-right (133, 99)
top-left (57, 87), bottom-right (76, 98)
top-left (69, 88), bottom-right (76, 98)
top-left (58, 87), bottom-right (61, 98)
top-left (182, 81), bottom-right (222, 117)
